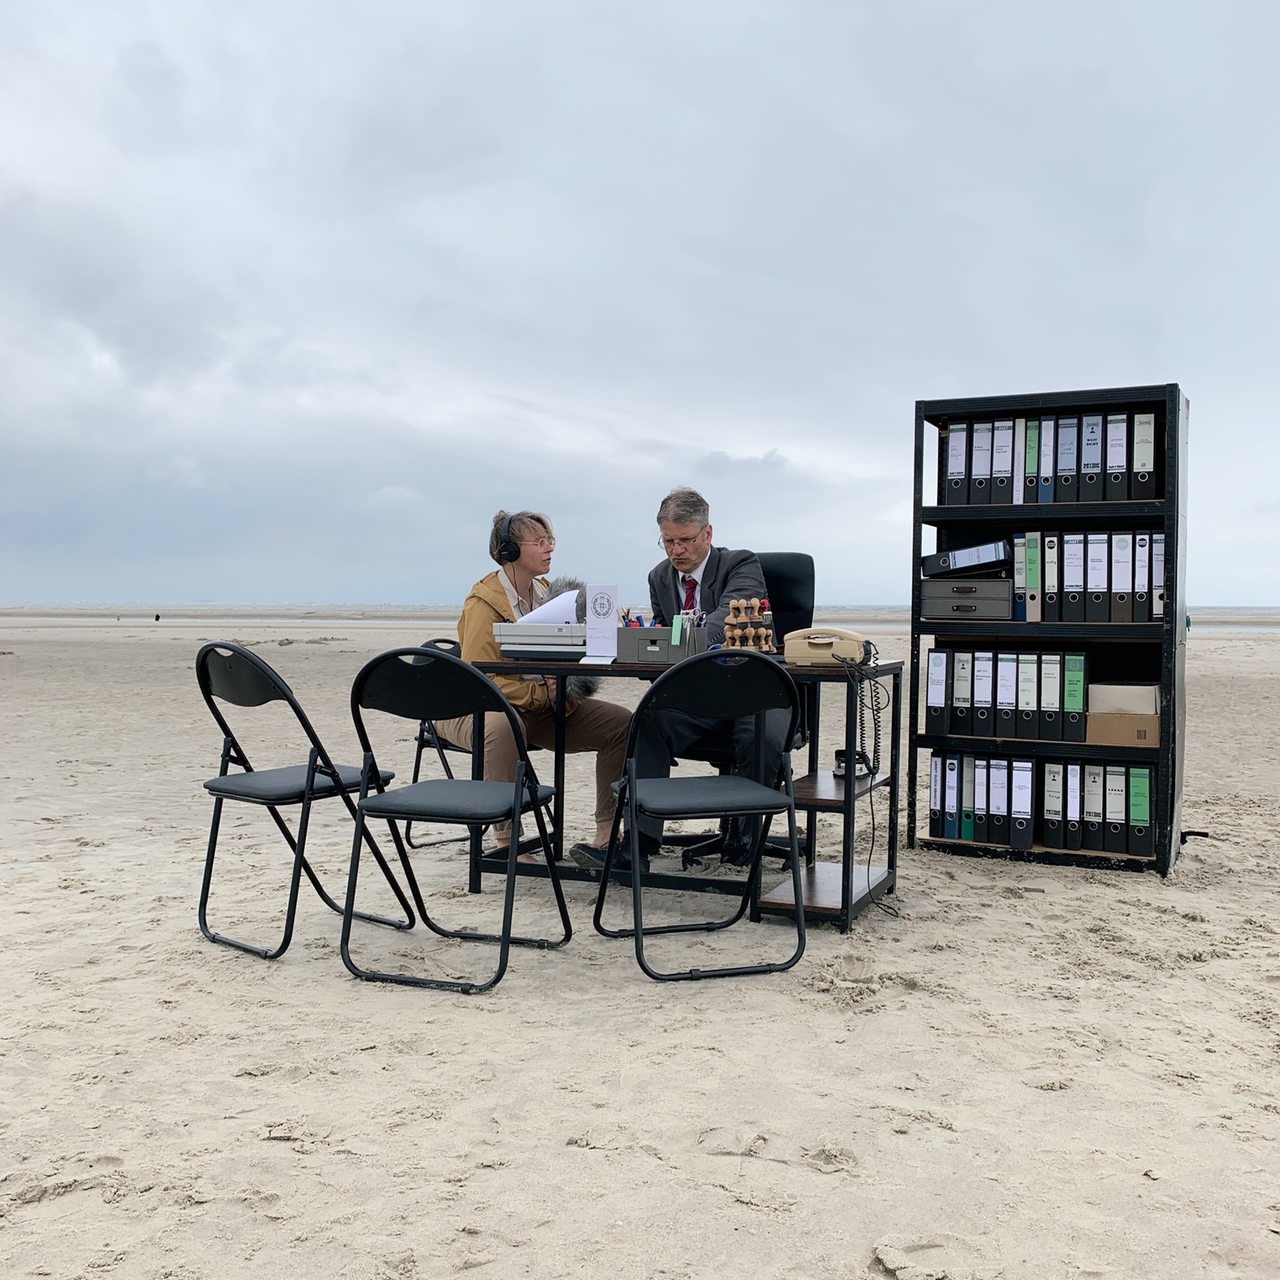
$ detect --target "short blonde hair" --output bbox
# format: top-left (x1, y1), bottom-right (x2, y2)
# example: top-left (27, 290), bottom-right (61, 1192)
top-left (489, 509), bottom-right (552, 564)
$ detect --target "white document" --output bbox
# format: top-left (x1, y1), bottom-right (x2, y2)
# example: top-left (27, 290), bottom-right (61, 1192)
top-left (585, 584), bottom-right (618, 660)
top-left (518, 589), bottom-right (581, 625)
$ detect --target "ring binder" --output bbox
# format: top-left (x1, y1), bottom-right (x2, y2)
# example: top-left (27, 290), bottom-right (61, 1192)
top-left (992, 419), bottom-right (1014, 504)
top-left (1131, 412), bottom-right (1158, 500)
top-left (987, 757), bottom-right (1010, 846)
top-left (1104, 764), bottom-right (1128, 853)
top-left (1105, 413), bottom-right (1129, 501)
top-left (1064, 761), bottom-right (1083, 850)
top-left (1042, 760), bottom-right (1065, 848)
top-left (1010, 759), bottom-right (1034, 850)
top-left (950, 650), bottom-right (973, 736)
top-left (1055, 417), bottom-right (1079, 503)
top-left (1082, 761), bottom-right (1105, 851)
top-left (1038, 417), bottom-right (1056, 505)
top-left (970, 420), bottom-right (993, 504)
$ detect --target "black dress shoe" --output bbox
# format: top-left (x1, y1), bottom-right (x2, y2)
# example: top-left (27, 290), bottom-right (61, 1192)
top-left (570, 835), bottom-right (653, 873)
top-left (568, 842), bottom-right (608, 870)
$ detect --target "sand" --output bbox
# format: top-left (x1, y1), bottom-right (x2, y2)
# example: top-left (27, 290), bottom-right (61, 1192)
top-left (1, 611), bottom-right (1278, 1279)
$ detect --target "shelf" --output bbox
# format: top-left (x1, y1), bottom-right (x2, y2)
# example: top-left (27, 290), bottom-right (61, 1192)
top-left (917, 621), bottom-right (1163, 641)
top-left (756, 859), bottom-right (894, 921)
top-left (920, 501), bottom-right (1166, 526)
top-left (915, 734), bottom-right (1160, 760)
top-left (917, 383), bottom-right (1176, 418)
top-left (908, 382), bottom-right (1188, 877)
top-left (918, 838), bottom-right (1156, 870)
top-left (793, 769), bottom-right (891, 811)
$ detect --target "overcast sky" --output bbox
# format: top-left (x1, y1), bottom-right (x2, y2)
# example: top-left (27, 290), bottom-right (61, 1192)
top-left (3, 1), bottom-right (1278, 608)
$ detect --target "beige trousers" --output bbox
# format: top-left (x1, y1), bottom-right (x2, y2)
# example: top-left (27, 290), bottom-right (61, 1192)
top-left (435, 696), bottom-right (630, 826)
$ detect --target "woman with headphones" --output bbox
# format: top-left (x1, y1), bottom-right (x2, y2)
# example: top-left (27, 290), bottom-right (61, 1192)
top-left (435, 509), bottom-right (630, 860)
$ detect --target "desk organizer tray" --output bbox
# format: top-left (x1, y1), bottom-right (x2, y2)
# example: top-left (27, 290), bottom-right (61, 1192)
top-left (616, 626), bottom-right (710, 665)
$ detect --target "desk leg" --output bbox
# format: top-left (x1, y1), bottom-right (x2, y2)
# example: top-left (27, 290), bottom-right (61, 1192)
top-left (841, 676), bottom-right (859, 933)
top-left (804, 682), bottom-right (821, 865)
top-left (885, 670), bottom-right (902, 894)
top-left (551, 681), bottom-right (567, 861)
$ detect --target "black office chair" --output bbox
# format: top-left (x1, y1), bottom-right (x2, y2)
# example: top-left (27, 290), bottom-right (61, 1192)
top-left (757, 551), bottom-right (816, 658)
top-left (195, 641), bottom-right (413, 961)
top-left (758, 550), bottom-right (816, 749)
top-left (341, 646), bottom-right (572, 993)
top-left (592, 649), bottom-right (805, 982)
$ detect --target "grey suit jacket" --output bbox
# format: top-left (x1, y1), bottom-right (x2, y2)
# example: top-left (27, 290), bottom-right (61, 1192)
top-left (647, 546), bottom-right (768, 644)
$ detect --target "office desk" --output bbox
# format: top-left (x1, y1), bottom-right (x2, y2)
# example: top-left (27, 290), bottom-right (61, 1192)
top-left (474, 657), bottom-right (901, 933)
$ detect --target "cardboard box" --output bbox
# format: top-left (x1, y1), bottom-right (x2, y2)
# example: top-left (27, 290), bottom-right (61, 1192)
top-left (1086, 712), bottom-right (1160, 747)
top-left (1087, 683), bottom-right (1159, 714)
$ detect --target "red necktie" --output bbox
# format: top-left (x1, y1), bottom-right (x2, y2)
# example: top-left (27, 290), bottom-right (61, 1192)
top-left (681, 575), bottom-right (697, 612)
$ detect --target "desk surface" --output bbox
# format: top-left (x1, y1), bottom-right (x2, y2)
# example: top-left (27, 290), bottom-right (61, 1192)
top-left (478, 656), bottom-right (903, 680)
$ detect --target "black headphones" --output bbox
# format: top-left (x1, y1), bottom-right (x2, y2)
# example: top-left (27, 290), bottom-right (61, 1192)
top-left (496, 514), bottom-right (521, 563)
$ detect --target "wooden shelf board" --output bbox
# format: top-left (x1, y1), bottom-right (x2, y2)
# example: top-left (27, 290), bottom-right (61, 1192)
top-left (757, 859), bottom-right (894, 919)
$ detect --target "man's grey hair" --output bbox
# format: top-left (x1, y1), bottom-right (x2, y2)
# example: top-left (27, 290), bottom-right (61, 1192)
top-left (655, 486), bottom-right (709, 527)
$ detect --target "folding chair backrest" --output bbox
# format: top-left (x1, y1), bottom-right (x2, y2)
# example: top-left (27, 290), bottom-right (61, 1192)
top-left (196, 642), bottom-right (325, 760)
top-left (353, 647), bottom-right (512, 733)
top-left (640, 649), bottom-right (799, 726)
top-left (413, 636), bottom-right (462, 663)
top-left (199, 642), bottom-right (293, 710)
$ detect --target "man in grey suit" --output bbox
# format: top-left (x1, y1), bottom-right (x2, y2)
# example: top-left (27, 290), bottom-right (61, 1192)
top-left (572, 487), bottom-right (789, 872)
top-left (646, 487), bottom-right (770, 645)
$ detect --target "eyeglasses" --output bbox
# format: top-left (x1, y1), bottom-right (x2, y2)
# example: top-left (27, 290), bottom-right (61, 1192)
top-left (658, 528), bottom-right (706, 551)
top-left (520, 538), bottom-right (556, 550)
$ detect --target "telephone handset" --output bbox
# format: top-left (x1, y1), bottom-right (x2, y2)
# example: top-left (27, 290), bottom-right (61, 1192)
top-left (783, 626), bottom-right (868, 666)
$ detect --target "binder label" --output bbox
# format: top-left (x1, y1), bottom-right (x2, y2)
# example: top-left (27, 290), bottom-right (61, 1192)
top-left (1080, 415), bottom-right (1104, 480)
top-left (1129, 767), bottom-right (1151, 824)
top-left (988, 759), bottom-right (1009, 816)
top-left (1132, 412), bottom-right (1156, 473)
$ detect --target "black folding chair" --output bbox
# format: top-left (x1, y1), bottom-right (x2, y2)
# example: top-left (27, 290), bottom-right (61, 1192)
top-left (666, 551), bottom-right (817, 867)
top-left (592, 649), bottom-right (805, 981)
top-left (342, 647), bottom-right (572, 993)
top-left (195, 641), bottom-right (413, 960)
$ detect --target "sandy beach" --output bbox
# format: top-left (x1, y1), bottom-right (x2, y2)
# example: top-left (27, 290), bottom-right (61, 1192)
top-left (1, 611), bottom-right (1278, 1279)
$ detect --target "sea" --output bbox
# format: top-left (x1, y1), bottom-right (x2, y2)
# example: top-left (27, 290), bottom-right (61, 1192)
top-left (2, 604), bottom-right (1278, 634)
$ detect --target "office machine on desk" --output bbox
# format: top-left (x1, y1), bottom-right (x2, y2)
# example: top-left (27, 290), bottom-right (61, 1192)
top-left (492, 623), bottom-right (587, 661)
top-left (908, 382), bottom-right (1188, 877)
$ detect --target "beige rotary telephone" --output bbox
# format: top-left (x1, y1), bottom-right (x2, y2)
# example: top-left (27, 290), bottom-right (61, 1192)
top-left (783, 626), bottom-right (868, 666)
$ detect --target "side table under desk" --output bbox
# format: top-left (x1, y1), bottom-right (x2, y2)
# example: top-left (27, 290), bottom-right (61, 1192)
top-left (475, 657), bottom-right (901, 934)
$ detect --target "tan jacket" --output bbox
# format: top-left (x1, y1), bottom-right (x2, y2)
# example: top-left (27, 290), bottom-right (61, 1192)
top-left (456, 570), bottom-right (552, 714)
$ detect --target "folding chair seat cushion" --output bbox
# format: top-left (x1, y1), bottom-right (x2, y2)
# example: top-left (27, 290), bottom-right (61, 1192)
top-left (624, 773), bottom-right (792, 821)
top-left (360, 777), bottom-right (554, 825)
top-left (204, 762), bottom-right (375, 805)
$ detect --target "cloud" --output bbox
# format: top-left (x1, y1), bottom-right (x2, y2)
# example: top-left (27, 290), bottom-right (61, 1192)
top-left (2, 1), bottom-right (1280, 605)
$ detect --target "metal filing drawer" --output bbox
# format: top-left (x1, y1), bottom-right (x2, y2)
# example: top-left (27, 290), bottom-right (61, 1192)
top-left (919, 578), bottom-right (1012, 621)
